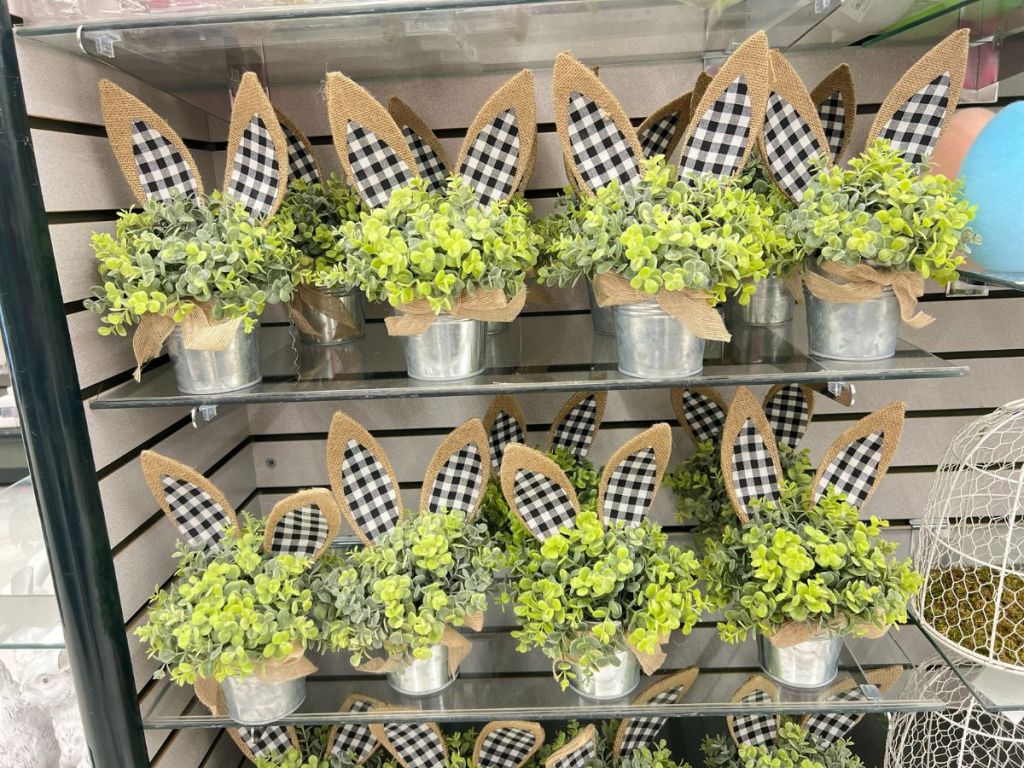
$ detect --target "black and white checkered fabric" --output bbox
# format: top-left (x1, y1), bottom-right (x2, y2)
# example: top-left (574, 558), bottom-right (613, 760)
top-left (269, 505), bottom-right (329, 557)
top-left (551, 396), bottom-right (599, 457)
top-left (381, 723), bottom-right (446, 768)
top-left (566, 91), bottom-right (640, 191)
top-left (731, 419), bottom-right (781, 511)
top-left (732, 692), bottom-right (777, 747)
top-left (815, 431), bottom-right (884, 509)
top-left (763, 93), bottom-right (822, 202)
top-left (281, 123), bottom-right (320, 184)
top-left (460, 109), bottom-right (520, 205)
top-left (130, 120), bottom-right (199, 202)
top-left (402, 126), bottom-right (449, 192)
top-left (331, 699), bottom-right (377, 762)
top-left (425, 444), bottom-right (484, 515)
top-left (680, 76), bottom-right (751, 178)
top-left (161, 475), bottom-right (230, 548)
top-left (878, 72), bottom-right (950, 162)
top-left (638, 113), bottom-right (679, 159)
top-left (802, 689), bottom-right (864, 746)
top-left (341, 438), bottom-right (401, 542)
top-left (228, 115), bottom-right (280, 219)
top-left (683, 390), bottom-right (726, 443)
top-left (488, 411), bottom-right (525, 472)
top-left (237, 725), bottom-right (293, 759)
top-left (477, 726), bottom-right (536, 768)
top-left (603, 447), bottom-right (657, 527)
top-left (816, 91), bottom-right (846, 162)
top-left (550, 738), bottom-right (597, 768)
top-left (346, 120), bottom-right (414, 209)
top-left (763, 384), bottom-right (810, 449)
top-left (617, 687), bottom-right (680, 755)
top-left (513, 468), bottom-right (577, 540)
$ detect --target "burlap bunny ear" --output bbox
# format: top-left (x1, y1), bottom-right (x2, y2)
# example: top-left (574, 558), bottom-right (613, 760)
top-left (810, 64), bottom-right (856, 163)
top-left (324, 694), bottom-right (386, 765)
top-left (637, 92), bottom-right (691, 160)
top-left (598, 423), bottom-right (672, 527)
top-left (692, 71), bottom-right (712, 111)
top-left (720, 387), bottom-right (783, 524)
top-left (228, 724), bottom-right (300, 764)
top-left (758, 50), bottom-right (831, 203)
top-left (727, 675), bottom-right (780, 748)
top-left (762, 383), bottom-right (815, 449)
top-left (262, 488), bottom-right (341, 560)
top-left (473, 721), bottom-right (545, 768)
top-left (420, 418), bottom-right (490, 519)
top-left (553, 52), bottom-right (644, 195)
top-left (546, 391), bottom-right (607, 458)
top-left (389, 96), bottom-right (452, 193)
top-left (370, 717), bottom-right (448, 768)
top-left (275, 106), bottom-right (322, 185)
top-left (545, 724), bottom-right (599, 768)
top-left (613, 667), bottom-right (699, 757)
top-left (326, 412), bottom-right (403, 545)
top-left (679, 31), bottom-right (770, 179)
top-left (799, 666), bottom-right (902, 747)
top-left (326, 72), bottom-right (419, 209)
top-left (222, 72), bottom-right (290, 220)
top-left (500, 443), bottom-right (582, 540)
top-left (456, 70), bottom-right (537, 205)
top-left (812, 402), bottom-right (905, 511)
top-left (483, 394), bottom-right (528, 475)
top-left (98, 79), bottom-right (204, 205)
top-left (866, 28), bottom-right (970, 163)
top-left (140, 450), bottom-right (239, 549)
top-left (671, 387), bottom-right (728, 446)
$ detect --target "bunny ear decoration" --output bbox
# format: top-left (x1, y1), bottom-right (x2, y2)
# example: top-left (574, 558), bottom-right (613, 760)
top-left (613, 667), bottom-right (699, 757)
top-left (275, 106), bottom-right (322, 185)
top-left (691, 71), bottom-right (712, 111)
top-left (866, 29), bottom-right (970, 163)
top-left (812, 402), bottom-right (905, 511)
top-left (547, 391), bottom-right (607, 458)
top-left (671, 387), bottom-right (728, 446)
top-left (483, 395), bottom-right (528, 475)
top-left (389, 96), bottom-right (453, 193)
top-left (598, 423), bottom-right (672, 527)
top-left (99, 80), bottom-right (204, 205)
top-left (326, 412), bottom-right (403, 545)
top-left (263, 488), bottom-right (341, 560)
top-left (325, 694), bottom-right (386, 764)
top-left (799, 666), bottom-right (902, 747)
top-left (554, 52), bottom-right (644, 195)
top-left (810, 64), bottom-right (856, 163)
top-left (421, 418), bottom-right (490, 519)
top-left (370, 718), bottom-right (448, 768)
top-left (758, 50), bottom-right (832, 203)
top-left (229, 725), bottom-right (300, 763)
top-left (140, 451), bottom-right (238, 549)
top-left (500, 443), bottom-right (582, 540)
top-left (762, 383), bottom-right (815, 449)
top-left (327, 72), bottom-right (419, 209)
top-left (728, 675), bottom-right (780, 748)
top-left (456, 70), bottom-right (537, 205)
top-left (544, 724), bottom-right (599, 768)
top-left (720, 387), bottom-right (783, 524)
top-left (637, 92), bottom-right (691, 160)
top-left (473, 721), bottom-right (545, 768)
top-left (678, 32), bottom-right (770, 179)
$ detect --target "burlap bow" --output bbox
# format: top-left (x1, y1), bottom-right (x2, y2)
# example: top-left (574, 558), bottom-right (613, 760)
top-left (192, 648), bottom-right (318, 711)
top-left (591, 273), bottom-right (731, 342)
top-left (354, 612), bottom-right (483, 676)
top-left (802, 262), bottom-right (934, 329)
top-left (385, 289), bottom-right (527, 337)
top-left (766, 615), bottom-right (890, 649)
top-left (287, 284), bottom-right (358, 342)
top-left (131, 302), bottom-right (243, 382)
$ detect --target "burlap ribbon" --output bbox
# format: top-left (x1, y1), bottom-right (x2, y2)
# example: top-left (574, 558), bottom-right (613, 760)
top-left (766, 616), bottom-right (889, 649)
top-left (802, 262), bottom-right (934, 329)
top-left (287, 284), bottom-right (358, 342)
top-left (132, 302), bottom-right (243, 381)
top-left (385, 289), bottom-right (527, 337)
top-left (355, 612), bottom-right (483, 676)
top-left (192, 648), bottom-right (318, 711)
top-left (591, 272), bottom-right (731, 342)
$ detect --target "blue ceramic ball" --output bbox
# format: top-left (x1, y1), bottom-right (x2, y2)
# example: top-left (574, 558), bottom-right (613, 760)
top-left (959, 102), bottom-right (1024, 272)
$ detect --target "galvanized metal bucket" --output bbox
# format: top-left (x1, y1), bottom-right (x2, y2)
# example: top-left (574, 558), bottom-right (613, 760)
top-left (569, 648), bottom-right (640, 700)
top-left (221, 674), bottom-right (305, 725)
top-left (402, 314), bottom-right (486, 381)
top-left (613, 300), bottom-right (704, 378)
top-left (166, 323), bottom-right (261, 395)
top-left (726, 277), bottom-right (794, 326)
top-left (588, 282), bottom-right (616, 336)
top-left (757, 632), bottom-right (843, 689)
top-left (487, 320), bottom-right (510, 335)
top-left (296, 287), bottom-right (365, 345)
top-left (804, 271), bottom-right (900, 361)
top-left (387, 643), bottom-right (456, 696)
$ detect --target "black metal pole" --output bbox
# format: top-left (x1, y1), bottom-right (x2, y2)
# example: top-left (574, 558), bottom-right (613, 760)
top-left (0, 6), bottom-right (148, 766)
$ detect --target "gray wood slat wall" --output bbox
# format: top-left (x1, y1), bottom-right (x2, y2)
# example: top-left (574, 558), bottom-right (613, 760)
top-left (16, 31), bottom-right (1024, 768)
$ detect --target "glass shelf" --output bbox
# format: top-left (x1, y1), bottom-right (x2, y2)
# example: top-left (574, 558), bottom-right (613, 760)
top-left (90, 313), bottom-right (967, 409)
top-left (859, 0), bottom-right (981, 47)
top-left (957, 267), bottom-right (1024, 292)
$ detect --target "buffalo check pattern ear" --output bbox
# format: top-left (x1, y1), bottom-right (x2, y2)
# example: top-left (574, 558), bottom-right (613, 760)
top-left (638, 113), bottom-right (679, 158)
top-left (474, 723), bottom-right (543, 768)
top-left (548, 392), bottom-right (606, 458)
top-left (617, 688), bottom-right (679, 755)
top-left (674, 388), bottom-right (728, 445)
top-left (228, 115), bottom-right (281, 219)
top-left (501, 444), bottom-right (582, 541)
top-left (421, 419), bottom-right (489, 519)
top-left (237, 725), bottom-right (295, 760)
top-left (877, 73), bottom-right (950, 162)
top-left (811, 64), bottom-right (855, 164)
top-left (347, 122), bottom-right (416, 208)
top-left (374, 723), bottom-right (448, 768)
top-left (328, 698), bottom-right (379, 764)
top-left (731, 693), bottom-right (778, 747)
top-left (264, 488), bottom-right (341, 560)
top-left (721, 388), bottom-right (783, 523)
top-left (130, 120), bottom-right (200, 202)
top-left (566, 92), bottom-right (640, 190)
top-left (600, 423), bottom-right (671, 527)
top-left (280, 122), bottom-right (321, 184)
top-left (459, 108), bottom-right (521, 205)
top-left (801, 689), bottom-right (865, 746)
top-left (817, 92), bottom-right (846, 162)
top-left (680, 76), bottom-right (751, 178)
top-left (762, 92), bottom-right (826, 202)
top-left (545, 725), bottom-right (598, 768)
top-left (403, 127), bottom-right (450, 191)
top-left (484, 395), bottom-right (528, 475)
top-left (763, 384), bottom-right (812, 449)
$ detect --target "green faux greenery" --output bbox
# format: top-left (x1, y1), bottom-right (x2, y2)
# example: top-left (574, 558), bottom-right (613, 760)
top-left (503, 505), bottom-right (705, 688)
top-left (135, 515), bottom-right (319, 685)
top-left (87, 192), bottom-right (300, 336)
top-left (702, 489), bottom-right (922, 644)
top-left (702, 722), bottom-right (864, 768)
top-left (787, 139), bottom-right (978, 284)
top-left (735, 154), bottom-right (802, 281)
top-left (312, 509), bottom-right (503, 666)
top-left (336, 177), bottom-right (542, 312)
